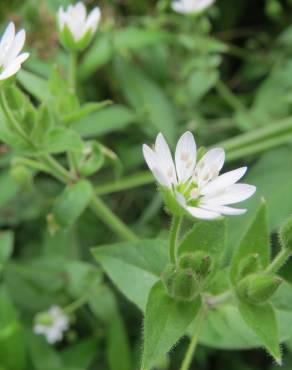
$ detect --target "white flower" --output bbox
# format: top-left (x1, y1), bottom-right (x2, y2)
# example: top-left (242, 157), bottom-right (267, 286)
top-left (172, 0), bottom-right (215, 14)
top-left (58, 2), bottom-right (101, 43)
top-left (0, 22), bottom-right (29, 81)
top-left (143, 132), bottom-right (256, 220)
top-left (33, 305), bottom-right (69, 344)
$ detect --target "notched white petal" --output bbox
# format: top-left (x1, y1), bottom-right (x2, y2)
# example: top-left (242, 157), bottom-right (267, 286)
top-left (175, 131), bottom-right (196, 183)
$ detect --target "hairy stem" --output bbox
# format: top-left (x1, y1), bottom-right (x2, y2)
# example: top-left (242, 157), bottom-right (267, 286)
top-left (169, 216), bottom-right (182, 264)
top-left (179, 306), bottom-right (207, 370)
top-left (265, 248), bottom-right (291, 274)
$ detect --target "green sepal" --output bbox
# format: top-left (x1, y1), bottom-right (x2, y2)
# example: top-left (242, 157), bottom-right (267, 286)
top-left (78, 141), bottom-right (105, 177)
top-left (161, 188), bottom-right (184, 217)
top-left (279, 214), bottom-right (292, 251)
top-left (59, 25), bottom-right (95, 52)
top-left (236, 253), bottom-right (261, 281)
top-left (179, 251), bottom-right (212, 279)
top-left (238, 273), bottom-right (282, 305)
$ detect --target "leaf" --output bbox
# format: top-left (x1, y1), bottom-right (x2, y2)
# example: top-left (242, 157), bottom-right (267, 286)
top-left (52, 180), bottom-right (93, 229)
top-left (17, 69), bottom-right (51, 102)
top-left (178, 218), bottom-right (226, 270)
top-left (38, 127), bottom-right (83, 154)
top-left (80, 34), bottom-right (113, 80)
top-left (61, 337), bottom-right (99, 369)
top-left (0, 230), bottom-right (14, 263)
top-left (72, 105), bottom-right (137, 138)
top-left (89, 285), bottom-right (133, 370)
top-left (187, 68), bottom-right (218, 103)
top-left (238, 299), bottom-right (281, 364)
top-left (230, 200), bottom-right (270, 284)
top-left (225, 147), bottom-right (292, 263)
top-left (0, 285), bottom-right (27, 370)
top-left (141, 281), bottom-right (201, 370)
top-left (200, 303), bottom-right (292, 350)
top-left (92, 239), bottom-right (168, 311)
top-left (114, 57), bottom-right (177, 145)
top-left (62, 101), bottom-right (112, 125)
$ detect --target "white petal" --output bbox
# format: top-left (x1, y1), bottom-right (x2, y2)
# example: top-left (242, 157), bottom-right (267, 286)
top-left (33, 324), bottom-right (47, 335)
top-left (4, 29), bottom-right (25, 66)
top-left (186, 205), bottom-right (221, 220)
top-left (202, 184), bottom-right (256, 205)
top-left (85, 7), bottom-right (101, 34)
top-left (0, 22), bottom-right (15, 52)
top-left (0, 62), bottom-right (21, 80)
top-left (199, 148), bottom-right (225, 173)
top-left (74, 2), bottom-right (87, 23)
top-left (46, 327), bottom-right (62, 344)
top-left (175, 191), bottom-right (187, 207)
top-left (142, 144), bottom-right (171, 188)
top-left (201, 167), bottom-right (247, 195)
top-left (200, 204), bottom-right (246, 216)
top-left (175, 131), bottom-right (196, 183)
top-left (155, 133), bottom-right (177, 185)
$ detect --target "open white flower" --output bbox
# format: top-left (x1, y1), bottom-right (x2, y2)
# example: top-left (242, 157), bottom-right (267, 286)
top-left (172, 0), bottom-right (215, 14)
top-left (143, 132), bottom-right (256, 220)
top-left (33, 305), bottom-right (69, 344)
top-left (58, 1), bottom-right (101, 48)
top-left (0, 22), bottom-right (29, 81)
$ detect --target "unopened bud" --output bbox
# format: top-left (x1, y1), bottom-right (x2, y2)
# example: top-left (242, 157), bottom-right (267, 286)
top-left (179, 251), bottom-right (212, 279)
top-left (237, 253), bottom-right (260, 281)
top-left (238, 273), bottom-right (282, 305)
top-left (10, 165), bottom-right (32, 187)
top-left (161, 264), bottom-right (199, 302)
top-left (279, 215), bottom-right (292, 250)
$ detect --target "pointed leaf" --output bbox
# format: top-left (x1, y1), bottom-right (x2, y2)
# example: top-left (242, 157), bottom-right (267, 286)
top-left (238, 299), bottom-right (281, 364)
top-left (141, 281), bottom-right (201, 370)
top-left (91, 240), bottom-right (168, 311)
top-left (230, 200), bottom-right (270, 284)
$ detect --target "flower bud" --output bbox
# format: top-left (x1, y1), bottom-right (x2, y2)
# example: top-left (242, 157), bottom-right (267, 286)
top-left (236, 253), bottom-right (260, 281)
top-left (10, 164), bottom-right (32, 187)
top-left (238, 273), bottom-right (282, 305)
top-left (161, 264), bottom-right (200, 301)
top-left (279, 215), bottom-right (292, 250)
top-left (179, 251), bottom-right (212, 279)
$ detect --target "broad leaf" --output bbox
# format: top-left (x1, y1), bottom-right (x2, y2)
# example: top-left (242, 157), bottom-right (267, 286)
top-left (38, 127), bottom-right (83, 154)
top-left (92, 239), bottom-right (168, 311)
top-left (238, 300), bottom-right (281, 364)
top-left (178, 218), bottom-right (226, 270)
top-left (230, 200), bottom-right (270, 284)
top-left (141, 281), bottom-right (201, 370)
top-left (18, 69), bottom-right (51, 102)
top-left (0, 230), bottom-right (14, 263)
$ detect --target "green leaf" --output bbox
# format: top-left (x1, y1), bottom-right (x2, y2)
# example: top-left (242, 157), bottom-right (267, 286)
top-left (89, 285), bottom-right (133, 370)
top-left (17, 69), bottom-right (51, 102)
top-left (178, 218), bottom-right (226, 270)
top-left (230, 200), bottom-right (270, 284)
top-left (72, 105), bottom-right (136, 138)
top-left (114, 57), bottom-right (177, 145)
top-left (0, 285), bottom-right (27, 370)
top-left (62, 101), bottom-right (112, 125)
top-left (187, 68), bottom-right (218, 103)
top-left (52, 180), bottom-right (93, 229)
top-left (38, 127), bottom-right (83, 154)
top-left (141, 281), bottom-right (201, 370)
top-left (92, 239), bottom-right (168, 311)
top-left (0, 230), bottom-right (13, 263)
top-left (238, 299), bottom-right (281, 364)
top-left (80, 34), bottom-right (113, 80)
top-left (61, 337), bottom-right (99, 369)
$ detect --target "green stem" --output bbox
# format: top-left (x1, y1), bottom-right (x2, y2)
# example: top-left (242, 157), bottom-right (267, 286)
top-left (40, 155), bottom-right (73, 183)
top-left (64, 291), bottom-right (92, 315)
top-left (0, 89), bottom-right (31, 144)
top-left (265, 248), bottom-right (292, 274)
top-left (215, 80), bottom-right (247, 113)
top-left (69, 52), bottom-right (77, 93)
top-left (90, 195), bottom-right (138, 242)
top-left (179, 306), bottom-right (207, 370)
top-left (95, 171), bottom-right (154, 195)
top-left (225, 132), bottom-right (292, 162)
top-left (217, 116), bottom-right (292, 152)
top-left (169, 216), bottom-right (182, 264)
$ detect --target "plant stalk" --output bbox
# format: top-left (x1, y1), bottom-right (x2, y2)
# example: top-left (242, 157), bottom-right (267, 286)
top-left (179, 306), bottom-right (207, 370)
top-left (265, 248), bottom-right (291, 274)
top-left (169, 216), bottom-right (182, 264)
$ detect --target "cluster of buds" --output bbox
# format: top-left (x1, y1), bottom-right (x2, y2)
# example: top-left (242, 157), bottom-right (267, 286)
top-left (162, 251), bottom-right (212, 301)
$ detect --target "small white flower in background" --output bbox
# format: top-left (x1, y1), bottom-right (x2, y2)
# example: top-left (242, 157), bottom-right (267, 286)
top-left (172, 0), bottom-right (215, 14)
top-left (33, 305), bottom-right (69, 344)
top-left (143, 131), bottom-right (256, 220)
top-left (58, 2), bottom-right (101, 50)
top-left (0, 22), bottom-right (29, 81)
